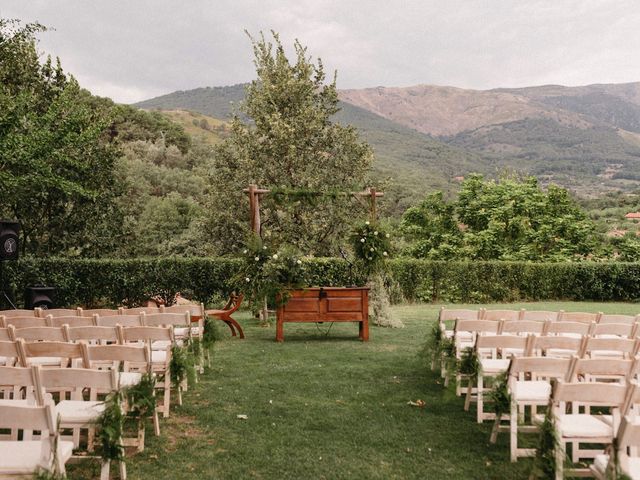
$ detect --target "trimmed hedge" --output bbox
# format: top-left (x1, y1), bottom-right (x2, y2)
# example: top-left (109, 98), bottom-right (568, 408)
top-left (2, 257), bottom-right (640, 308)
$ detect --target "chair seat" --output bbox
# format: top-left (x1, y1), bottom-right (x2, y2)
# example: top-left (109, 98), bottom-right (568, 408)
top-left (26, 357), bottom-right (63, 367)
top-left (512, 381), bottom-right (552, 402)
top-left (593, 454), bottom-right (640, 479)
top-left (152, 350), bottom-right (167, 363)
top-left (0, 440), bottom-right (73, 474)
top-left (174, 327), bottom-right (201, 337)
top-left (56, 400), bottom-right (105, 424)
top-left (118, 371), bottom-right (143, 387)
top-left (556, 414), bottom-right (613, 438)
top-left (151, 340), bottom-right (172, 350)
top-left (479, 358), bottom-right (510, 373)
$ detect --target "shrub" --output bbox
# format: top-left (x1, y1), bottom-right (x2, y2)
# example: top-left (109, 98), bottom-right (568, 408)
top-left (3, 257), bottom-right (640, 308)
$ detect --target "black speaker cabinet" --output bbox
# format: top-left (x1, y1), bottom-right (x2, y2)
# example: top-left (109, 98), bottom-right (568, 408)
top-left (24, 286), bottom-right (55, 310)
top-left (0, 221), bottom-right (20, 260)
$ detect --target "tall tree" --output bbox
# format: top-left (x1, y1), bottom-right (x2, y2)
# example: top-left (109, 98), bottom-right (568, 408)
top-left (0, 19), bottom-right (121, 256)
top-left (204, 32), bottom-right (373, 255)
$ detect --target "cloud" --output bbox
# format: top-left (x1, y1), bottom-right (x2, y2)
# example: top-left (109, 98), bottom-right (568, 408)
top-left (3, 0), bottom-right (640, 103)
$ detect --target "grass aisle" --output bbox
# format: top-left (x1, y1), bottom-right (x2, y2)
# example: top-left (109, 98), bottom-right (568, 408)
top-left (105, 301), bottom-right (640, 479)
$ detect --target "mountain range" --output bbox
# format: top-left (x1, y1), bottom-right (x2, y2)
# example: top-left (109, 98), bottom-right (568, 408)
top-left (134, 81), bottom-right (640, 210)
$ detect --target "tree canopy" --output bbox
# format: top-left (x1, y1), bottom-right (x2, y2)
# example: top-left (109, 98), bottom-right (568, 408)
top-left (402, 175), bottom-right (600, 261)
top-left (204, 31), bottom-right (373, 255)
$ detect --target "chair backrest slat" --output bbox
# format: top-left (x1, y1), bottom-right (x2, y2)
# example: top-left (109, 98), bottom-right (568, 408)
top-left (38, 308), bottom-right (80, 318)
top-left (64, 325), bottom-right (120, 343)
top-left (599, 314), bottom-right (638, 325)
top-left (558, 311), bottom-right (600, 324)
top-left (520, 310), bottom-right (558, 322)
top-left (144, 312), bottom-right (190, 327)
top-left (11, 326), bottom-right (66, 342)
top-left (482, 309), bottom-right (521, 321)
top-left (2, 317), bottom-right (48, 329)
top-left (47, 315), bottom-right (95, 328)
top-left (439, 308), bottom-right (480, 322)
top-left (553, 380), bottom-right (627, 406)
top-left (96, 314), bottom-right (142, 328)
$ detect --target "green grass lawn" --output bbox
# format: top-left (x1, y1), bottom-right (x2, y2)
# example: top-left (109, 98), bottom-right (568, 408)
top-left (70, 301), bottom-right (640, 479)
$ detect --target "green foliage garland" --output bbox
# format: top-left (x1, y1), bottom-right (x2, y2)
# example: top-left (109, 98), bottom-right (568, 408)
top-left (457, 347), bottom-right (481, 381)
top-left (170, 344), bottom-right (196, 387)
top-left (488, 371), bottom-right (511, 444)
top-left (235, 235), bottom-right (306, 306)
top-left (529, 408), bottom-right (558, 480)
top-left (97, 391), bottom-right (125, 462)
top-left (124, 373), bottom-right (156, 418)
top-left (351, 221), bottom-right (392, 277)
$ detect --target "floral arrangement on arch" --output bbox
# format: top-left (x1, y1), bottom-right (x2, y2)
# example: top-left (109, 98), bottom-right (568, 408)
top-left (351, 221), bottom-right (392, 276)
top-left (235, 235), bottom-right (306, 306)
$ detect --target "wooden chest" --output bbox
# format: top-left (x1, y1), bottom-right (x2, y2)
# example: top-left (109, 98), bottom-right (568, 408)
top-left (275, 287), bottom-right (369, 342)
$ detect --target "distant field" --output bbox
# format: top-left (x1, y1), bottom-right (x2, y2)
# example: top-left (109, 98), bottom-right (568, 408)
top-left (69, 301), bottom-right (640, 479)
top-left (156, 109), bottom-right (229, 145)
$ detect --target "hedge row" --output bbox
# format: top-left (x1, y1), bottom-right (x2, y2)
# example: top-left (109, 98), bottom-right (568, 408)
top-left (2, 257), bottom-right (640, 308)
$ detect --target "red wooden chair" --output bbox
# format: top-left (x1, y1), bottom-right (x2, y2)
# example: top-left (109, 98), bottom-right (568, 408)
top-left (206, 293), bottom-right (244, 339)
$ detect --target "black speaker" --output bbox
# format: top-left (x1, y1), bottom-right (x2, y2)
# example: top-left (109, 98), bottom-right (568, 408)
top-left (0, 221), bottom-right (20, 261)
top-left (24, 286), bottom-right (55, 310)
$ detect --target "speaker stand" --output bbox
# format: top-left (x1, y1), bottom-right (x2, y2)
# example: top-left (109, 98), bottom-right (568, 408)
top-left (0, 260), bottom-right (17, 310)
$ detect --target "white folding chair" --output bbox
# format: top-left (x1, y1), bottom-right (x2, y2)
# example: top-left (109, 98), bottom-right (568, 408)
top-left (552, 381), bottom-right (628, 479)
top-left (591, 414), bottom-right (640, 480)
top-left (0, 403), bottom-right (73, 478)
top-left (507, 356), bottom-right (572, 462)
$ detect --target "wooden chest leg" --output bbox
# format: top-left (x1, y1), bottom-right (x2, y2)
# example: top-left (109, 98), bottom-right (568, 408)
top-left (360, 319), bottom-right (369, 341)
top-left (276, 319), bottom-right (284, 342)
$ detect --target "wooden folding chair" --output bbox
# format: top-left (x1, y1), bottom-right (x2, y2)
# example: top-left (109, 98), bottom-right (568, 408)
top-left (18, 339), bottom-right (89, 368)
top-left (95, 314), bottom-right (143, 328)
top-left (599, 313), bottom-right (639, 325)
top-left (0, 341), bottom-right (23, 368)
top-left (119, 326), bottom-right (176, 417)
top-left (520, 310), bottom-right (558, 322)
top-left (482, 309), bottom-right (522, 321)
top-left (0, 403), bottom-right (73, 478)
top-left (432, 307), bottom-right (480, 374)
top-left (47, 315), bottom-right (95, 328)
top-left (9, 326), bottom-right (66, 343)
top-left (566, 356), bottom-right (634, 386)
top-left (0, 366), bottom-right (43, 441)
top-left (501, 320), bottom-right (547, 337)
top-left (591, 414), bottom-right (640, 479)
top-left (582, 337), bottom-right (640, 359)
top-left (529, 335), bottom-right (586, 359)
top-left (452, 319), bottom-right (503, 394)
top-left (471, 334), bottom-right (531, 424)
top-left (558, 311), bottom-right (601, 324)
top-left (64, 325), bottom-right (120, 345)
top-left (0, 317), bottom-right (48, 329)
top-left (591, 322), bottom-right (637, 339)
top-left (84, 343), bottom-right (159, 444)
top-left (37, 308), bottom-right (81, 318)
top-left (552, 381), bottom-right (628, 479)
top-left (507, 356), bottom-right (572, 462)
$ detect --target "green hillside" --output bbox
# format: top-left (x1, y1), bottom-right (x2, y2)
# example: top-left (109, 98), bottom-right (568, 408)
top-left (157, 109), bottom-right (229, 145)
top-left (135, 85), bottom-right (490, 212)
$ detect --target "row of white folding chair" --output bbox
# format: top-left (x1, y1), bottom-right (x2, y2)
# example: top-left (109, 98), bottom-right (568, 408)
top-left (0, 363), bottom-right (126, 479)
top-left (468, 335), bottom-right (640, 423)
top-left (507, 355), bottom-right (640, 464)
top-left (1, 343), bottom-right (158, 448)
top-left (2, 325), bottom-right (177, 417)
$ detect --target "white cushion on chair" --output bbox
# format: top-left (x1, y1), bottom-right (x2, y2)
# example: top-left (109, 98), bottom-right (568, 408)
top-left (592, 454), bottom-right (608, 475)
top-left (479, 359), bottom-right (510, 373)
top-left (152, 350), bottom-right (167, 363)
top-left (556, 414), bottom-right (613, 438)
top-left (174, 327), bottom-right (201, 337)
top-left (118, 371), bottom-right (143, 387)
top-left (56, 400), bottom-right (104, 424)
top-left (0, 440), bottom-right (73, 474)
top-left (512, 381), bottom-right (552, 402)
top-left (26, 357), bottom-right (63, 367)
top-left (151, 340), bottom-right (172, 350)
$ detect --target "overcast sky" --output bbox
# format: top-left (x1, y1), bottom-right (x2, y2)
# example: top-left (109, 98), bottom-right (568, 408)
top-left (3, 0), bottom-right (640, 104)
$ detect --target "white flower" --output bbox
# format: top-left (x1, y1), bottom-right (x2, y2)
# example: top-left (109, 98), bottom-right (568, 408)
top-left (383, 251), bottom-right (388, 257)
top-left (386, 233), bottom-right (390, 238)
top-left (245, 277), bottom-right (251, 282)
top-left (365, 221), bottom-right (370, 225)
top-left (297, 260), bottom-right (302, 265)
top-left (374, 231), bottom-right (378, 236)
top-left (370, 248), bottom-right (374, 252)
top-left (263, 246), bottom-right (267, 250)
top-left (254, 256), bottom-right (260, 261)
top-left (360, 238), bottom-right (365, 243)
top-left (243, 249), bottom-right (248, 254)
top-left (272, 254), bottom-right (278, 260)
